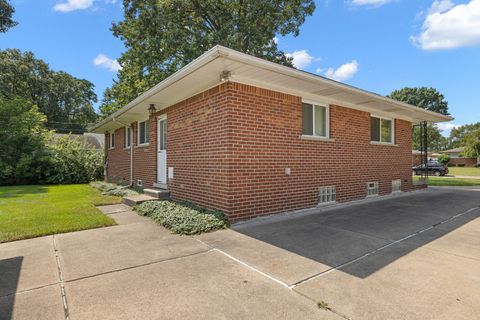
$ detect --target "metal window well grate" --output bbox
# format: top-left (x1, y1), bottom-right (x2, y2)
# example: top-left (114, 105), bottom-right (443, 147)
top-left (318, 186), bottom-right (336, 204)
top-left (392, 179), bottom-right (402, 192)
top-left (367, 182), bottom-right (379, 196)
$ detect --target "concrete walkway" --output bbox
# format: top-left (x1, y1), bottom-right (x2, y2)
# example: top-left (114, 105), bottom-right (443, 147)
top-left (1, 188), bottom-right (479, 320)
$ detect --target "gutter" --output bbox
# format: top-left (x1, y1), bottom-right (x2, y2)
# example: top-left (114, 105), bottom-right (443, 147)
top-left (112, 117), bottom-right (134, 187)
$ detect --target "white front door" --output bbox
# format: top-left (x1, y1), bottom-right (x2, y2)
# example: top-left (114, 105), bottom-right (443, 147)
top-left (157, 116), bottom-right (167, 185)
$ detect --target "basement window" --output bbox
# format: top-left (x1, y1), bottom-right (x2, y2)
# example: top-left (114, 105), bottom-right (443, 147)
top-left (109, 131), bottom-right (115, 149)
top-left (371, 116), bottom-right (394, 144)
top-left (318, 186), bottom-right (336, 205)
top-left (367, 182), bottom-right (379, 197)
top-left (138, 120), bottom-right (149, 146)
top-left (392, 179), bottom-right (402, 193)
top-left (302, 102), bottom-right (329, 138)
top-left (125, 127), bottom-right (132, 148)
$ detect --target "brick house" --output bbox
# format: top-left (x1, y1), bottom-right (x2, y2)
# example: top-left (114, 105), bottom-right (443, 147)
top-left (91, 46), bottom-right (451, 221)
top-left (441, 147), bottom-right (479, 167)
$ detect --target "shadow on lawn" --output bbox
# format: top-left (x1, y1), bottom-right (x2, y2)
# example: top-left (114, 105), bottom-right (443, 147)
top-left (234, 188), bottom-right (480, 279)
top-left (0, 256), bottom-right (23, 320)
top-left (0, 185), bottom-right (48, 199)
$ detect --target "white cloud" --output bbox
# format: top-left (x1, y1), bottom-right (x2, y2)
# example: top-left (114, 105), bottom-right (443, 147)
top-left (93, 54), bottom-right (122, 72)
top-left (350, 0), bottom-right (396, 7)
top-left (411, 0), bottom-right (480, 50)
top-left (273, 37), bottom-right (279, 44)
top-left (437, 122), bottom-right (461, 131)
top-left (324, 60), bottom-right (359, 81)
top-left (54, 0), bottom-right (94, 12)
top-left (286, 50), bottom-right (314, 69)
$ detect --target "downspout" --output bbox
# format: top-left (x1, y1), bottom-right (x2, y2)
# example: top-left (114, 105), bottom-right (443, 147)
top-left (113, 117), bottom-right (134, 187)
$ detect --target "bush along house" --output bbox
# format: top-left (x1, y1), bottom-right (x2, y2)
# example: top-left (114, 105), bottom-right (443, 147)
top-left (90, 45), bottom-right (452, 222)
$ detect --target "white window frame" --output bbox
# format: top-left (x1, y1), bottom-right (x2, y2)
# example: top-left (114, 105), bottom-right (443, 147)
top-left (301, 101), bottom-right (330, 139)
top-left (124, 126), bottom-right (132, 148)
top-left (370, 115), bottom-right (395, 144)
top-left (318, 186), bottom-right (336, 205)
top-left (392, 179), bottom-right (402, 193)
top-left (137, 119), bottom-right (150, 146)
top-left (109, 131), bottom-right (115, 149)
top-left (367, 182), bottom-right (379, 197)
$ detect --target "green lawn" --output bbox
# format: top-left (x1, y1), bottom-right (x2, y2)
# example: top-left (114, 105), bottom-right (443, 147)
top-left (414, 176), bottom-right (480, 186)
top-left (447, 166), bottom-right (480, 177)
top-left (0, 184), bottom-right (120, 243)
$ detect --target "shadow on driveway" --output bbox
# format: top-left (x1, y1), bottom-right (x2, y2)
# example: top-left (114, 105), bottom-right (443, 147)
top-left (234, 188), bottom-right (480, 279)
top-left (0, 256), bottom-right (23, 320)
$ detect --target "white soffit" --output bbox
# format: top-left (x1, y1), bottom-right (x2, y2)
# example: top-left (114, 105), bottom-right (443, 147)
top-left (90, 45), bottom-right (452, 133)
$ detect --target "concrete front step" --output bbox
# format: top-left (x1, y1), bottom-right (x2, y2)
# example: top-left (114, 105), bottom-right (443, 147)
top-left (143, 188), bottom-right (171, 200)
top-left (122, 194), bottom-right (157, 207)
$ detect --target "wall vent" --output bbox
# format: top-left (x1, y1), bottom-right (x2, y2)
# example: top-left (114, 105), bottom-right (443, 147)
top-left (318, 186), bottom-right (336, 205)
top-left (137, 180), bottom-right (143, 187)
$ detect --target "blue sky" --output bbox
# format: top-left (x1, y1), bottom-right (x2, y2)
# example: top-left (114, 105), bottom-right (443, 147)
top-left (2, 0), bottom-right (480, 136)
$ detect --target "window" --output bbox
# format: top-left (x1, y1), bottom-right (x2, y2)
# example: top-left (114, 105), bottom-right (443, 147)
top-left (125, 127), bottom-right (132, 148)
top-left (302, 103), bottom-right (329, 137)
top-left (371, 116), bottom-right (394, 143)
top-left (318, 186), bottom-right (336, 204)
top-left (138, 120), bottom-right (149, 145)
top-left (109, 131), bottom-right (115, 149)
top-left (367, 182), bottom-right (379, 196)
top-left (392, 179), bottom-right (402, 193)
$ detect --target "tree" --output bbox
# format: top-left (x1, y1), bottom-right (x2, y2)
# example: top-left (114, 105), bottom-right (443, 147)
top-left (0, 0), bottom-right (17, 33)
top-left (388, 87), bottom-right (450, 151)
top-left (462, 130), bottom-right (480, 162)
top-left (0, 49), bottom-right (98, 133)
top-left (448, 122), bottom-right (480, 149)
top-left (437, 154), bottom-right (450, 166)
top-left (388, 87), bottom-right (449, 115)
top-left (100, 0), bottom-right (316, 116)
top-left (411, 124), bottom-right (448, 151)
top-left (0, 97), bottom-right (52, 185)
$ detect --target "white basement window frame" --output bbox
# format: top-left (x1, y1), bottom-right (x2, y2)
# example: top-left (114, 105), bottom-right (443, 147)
top-left (302, 101), bottom-right (330, 138)
top-left (371, 115), bottom-right (394, 144)
top-left (367, 182), bottom-right (379, 197)
top-left (109, 131), bottom-right (115, 149)
top-left (137, 119), bottom-right (150, 146)
top-left (318, 186), bottom-right (336, 205)
top-left (124, 126), bottom-right (132, 148)
top-left (392, 179), bottom-right (402, 193)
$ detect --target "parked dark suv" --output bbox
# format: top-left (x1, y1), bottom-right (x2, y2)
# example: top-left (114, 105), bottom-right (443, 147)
top-left (412, 161), bottom-right (449, 176)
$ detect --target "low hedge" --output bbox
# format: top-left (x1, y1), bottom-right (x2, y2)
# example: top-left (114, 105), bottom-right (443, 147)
top-left (90, 181), bottom-right (140, 197)
top-left (134, 200), bottom-right (228, 235)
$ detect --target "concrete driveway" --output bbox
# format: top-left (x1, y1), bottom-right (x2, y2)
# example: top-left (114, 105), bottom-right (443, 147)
top-left (1, 187), bottom-right (479, 320)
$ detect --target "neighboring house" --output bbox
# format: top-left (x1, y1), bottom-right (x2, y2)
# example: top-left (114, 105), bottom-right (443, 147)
top-left (441, 147), bottom-right (479, 166)
top-left (90, 45), bottom-right (450, 221)
top-left (53, 133), bottom-right (105, 150)
top-left (411, 150), bottom-right (438, 166)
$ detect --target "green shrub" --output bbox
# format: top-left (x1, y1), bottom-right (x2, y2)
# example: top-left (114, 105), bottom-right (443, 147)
top-left (45, 136), bottom-right (104, 184)
top-left (134, 201), bottom-right (228, 235)
top-left (90, 181), bottom-right (139, 197)
top-left (437, 154), bottom-right (450, 166)
top-left (448, 163), bottom-right (456, 167)
top-left (457, 163), bottom-right (466, 167)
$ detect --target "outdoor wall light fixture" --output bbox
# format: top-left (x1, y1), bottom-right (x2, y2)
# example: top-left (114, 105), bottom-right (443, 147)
top-left (148, 104), bottom-right (157, 115)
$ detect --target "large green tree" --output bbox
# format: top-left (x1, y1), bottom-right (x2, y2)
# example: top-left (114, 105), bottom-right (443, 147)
top-left (388, 87), bottom-right (450, 151)
top-left (0, 0), bottom-right (17, 33)
top-left (100, 0), bottom-right (315, 116)
top-left (0, 97), bottom-right (51, 185)
top-left (0, 49), bottom-right (98, 132)
top-left (388, 87), bottom-right (449, 116)
top-left (448, 122), bottom-right (480, 149)
top-left (462, 129), bottom-right (480, 162)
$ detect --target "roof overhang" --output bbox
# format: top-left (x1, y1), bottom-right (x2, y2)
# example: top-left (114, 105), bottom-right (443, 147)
top-left (90, 45), bottom-right (453, 133)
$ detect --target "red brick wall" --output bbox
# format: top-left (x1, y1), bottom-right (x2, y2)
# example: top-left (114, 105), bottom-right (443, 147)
top-left (105, 81), bottom-right (414, 221)
top-left (223, 82), bottom-right (413, 220)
